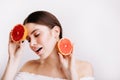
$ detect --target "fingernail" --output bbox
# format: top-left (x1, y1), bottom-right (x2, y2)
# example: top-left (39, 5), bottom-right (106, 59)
top-left (22, 41), bottom-right (24, 43)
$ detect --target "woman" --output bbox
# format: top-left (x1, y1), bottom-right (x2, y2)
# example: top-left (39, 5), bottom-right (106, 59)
top-left (2, 11), bottom-right (94, 80)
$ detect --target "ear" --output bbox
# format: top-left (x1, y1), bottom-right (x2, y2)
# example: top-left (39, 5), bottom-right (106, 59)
top-left (51, 26), bottom-right (60, 39)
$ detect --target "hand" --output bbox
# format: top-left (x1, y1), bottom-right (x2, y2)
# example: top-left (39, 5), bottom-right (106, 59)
top-left (58, 52), bottom-right (78, 80)
top-left (8, 32), bottom-right (25, 60)
top-left (59, 53), bottom-right (72, 71)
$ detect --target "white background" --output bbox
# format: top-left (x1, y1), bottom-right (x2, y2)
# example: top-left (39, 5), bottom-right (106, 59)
top-left (0, 0), bottom-right (120, 80)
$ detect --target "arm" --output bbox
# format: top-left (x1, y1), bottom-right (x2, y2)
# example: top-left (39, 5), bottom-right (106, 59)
top-left (1, 33), bottom-right (24, 80)
top-left (2, 56), bottom-right (21, 80)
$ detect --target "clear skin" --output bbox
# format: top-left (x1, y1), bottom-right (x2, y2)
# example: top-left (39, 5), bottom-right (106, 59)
top-left (2, 23), bottom-right (94, 80)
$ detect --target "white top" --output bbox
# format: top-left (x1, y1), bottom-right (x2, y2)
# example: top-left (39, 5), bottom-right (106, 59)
top-left (14, 72), bottom-right (94, 80)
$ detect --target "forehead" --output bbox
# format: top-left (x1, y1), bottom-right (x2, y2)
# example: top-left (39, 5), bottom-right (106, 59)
top-left (25, 23), bottom-right (50, 34)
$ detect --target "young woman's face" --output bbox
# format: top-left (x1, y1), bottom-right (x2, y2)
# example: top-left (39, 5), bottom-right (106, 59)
top-left (25, 23), bottom-right (59, 60)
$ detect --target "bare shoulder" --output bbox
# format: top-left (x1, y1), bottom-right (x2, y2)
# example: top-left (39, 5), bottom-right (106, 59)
top-left (75, 59), bottom-right (94, 77)
top-left (20, 59), bottom-right (40, 72)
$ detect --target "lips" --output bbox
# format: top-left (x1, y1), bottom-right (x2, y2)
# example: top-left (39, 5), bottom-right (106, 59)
top-left (36, 47), bottom-right (42, 52)
top-left (35, 47), bottom-right (43, 55)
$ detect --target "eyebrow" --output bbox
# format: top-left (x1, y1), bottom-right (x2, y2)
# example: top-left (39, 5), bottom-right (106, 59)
top-left (31, 29), bottom-right (39, 35)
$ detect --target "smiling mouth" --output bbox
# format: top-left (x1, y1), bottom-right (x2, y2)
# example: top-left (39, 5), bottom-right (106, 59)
top-left (36, 47), bottom-right (43, 52)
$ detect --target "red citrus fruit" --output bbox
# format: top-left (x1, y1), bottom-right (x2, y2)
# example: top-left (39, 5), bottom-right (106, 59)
top-left (57, 38), bottom-right (73, 55)
top-left (11, 24), bottom-right (27, 42)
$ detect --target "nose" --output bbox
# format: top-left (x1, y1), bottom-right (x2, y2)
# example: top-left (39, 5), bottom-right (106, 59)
top-left (30, 38), bottom-right (37, 48)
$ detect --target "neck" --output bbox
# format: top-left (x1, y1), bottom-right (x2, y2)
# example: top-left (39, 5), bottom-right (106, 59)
top-left (40, 49), bottom-right (61, 69)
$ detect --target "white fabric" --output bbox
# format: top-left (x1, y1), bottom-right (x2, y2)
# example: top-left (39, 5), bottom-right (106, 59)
top-left (14, 72), bottom-right (66, 80)
top-left (14, 72), bottom-right (94, 80)
top-left (80, 77), bottom-right (94, 80)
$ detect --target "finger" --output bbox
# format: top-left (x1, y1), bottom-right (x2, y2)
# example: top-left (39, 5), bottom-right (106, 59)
top-left (22, 41), bottom-right (24, 43)
top-left (20, 41), bottom-right (25, 48)
top-left (58, 52), bottom-right (64, 62)
top-left (63, 55), bottom-right (68, 59)
top-left (15, 41), bottom-right (25, 57)
top-left (9, 31), bottom-right (13, 43)
top-left (71, 43), bottom-right (74, 53)
top-left (70, 53), bottom-right (76, 69)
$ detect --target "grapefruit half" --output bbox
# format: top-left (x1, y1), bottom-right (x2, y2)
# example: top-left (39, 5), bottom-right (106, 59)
top-left (11, 24), bottom-right (27, 42)
top-left (57, 38), bottom-right (73, 55)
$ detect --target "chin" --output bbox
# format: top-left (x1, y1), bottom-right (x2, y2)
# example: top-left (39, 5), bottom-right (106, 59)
top-left (39, 55), bottom-right (48, 60)
top-left (41, 54), bottom-right (52, 61)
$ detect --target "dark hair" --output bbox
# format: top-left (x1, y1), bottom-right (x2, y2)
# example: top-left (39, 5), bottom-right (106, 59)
top-left (23, 11), bottom-right (62, 39)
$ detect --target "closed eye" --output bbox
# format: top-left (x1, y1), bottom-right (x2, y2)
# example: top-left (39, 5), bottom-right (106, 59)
top-left (34, 33), bottom-right (40, 37)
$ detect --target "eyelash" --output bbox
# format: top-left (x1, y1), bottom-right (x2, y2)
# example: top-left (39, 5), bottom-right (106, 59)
top-left (34, 33), bottom-right (40, 37)
top-left (27, 33), bottom-right (40, 43)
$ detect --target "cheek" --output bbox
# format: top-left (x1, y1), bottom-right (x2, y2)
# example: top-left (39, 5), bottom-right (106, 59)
top-left (43, 36), bottom-right (52, 45)
top-left (37, 33), bottom-right (52, 45)
top-left (43, 34), bottom-right (55, 47)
